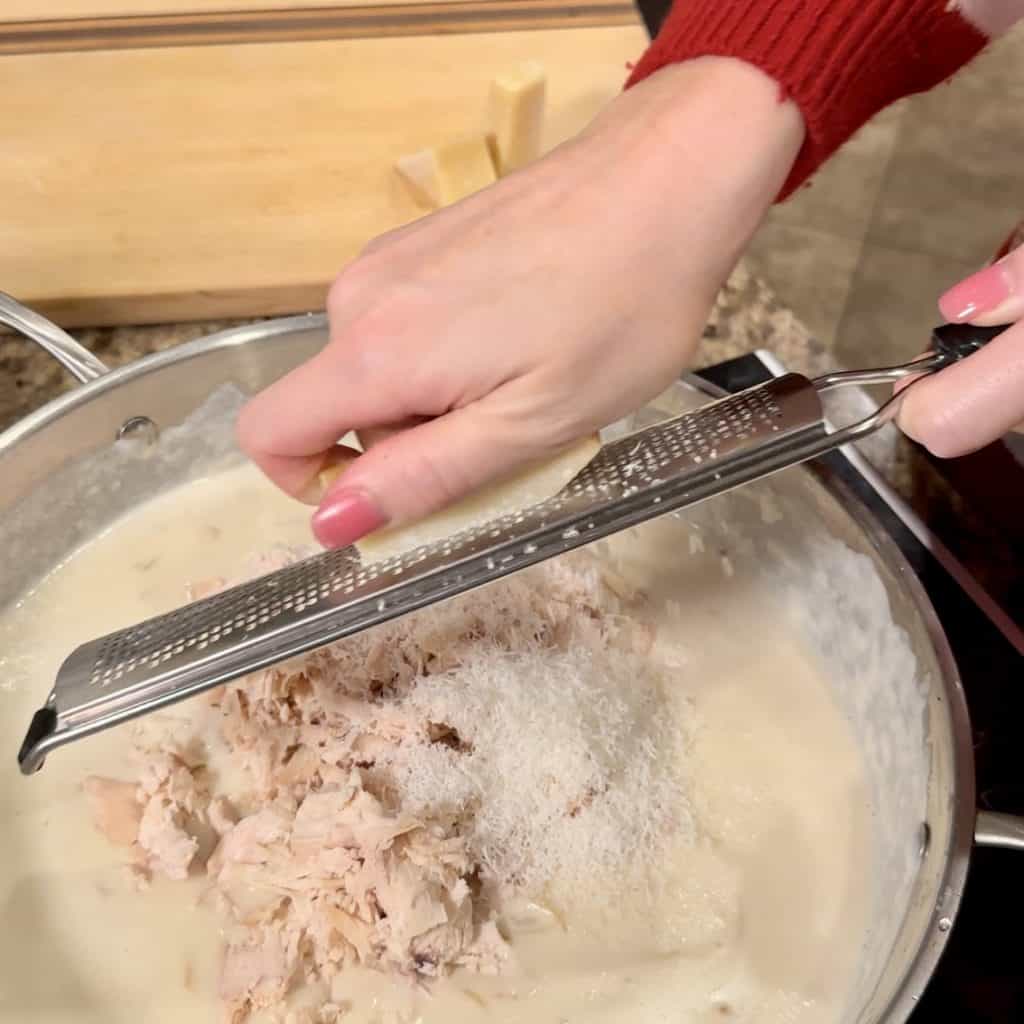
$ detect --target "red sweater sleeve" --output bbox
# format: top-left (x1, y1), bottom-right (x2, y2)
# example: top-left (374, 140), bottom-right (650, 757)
top-left (626, 0), bottom-right (988, 199)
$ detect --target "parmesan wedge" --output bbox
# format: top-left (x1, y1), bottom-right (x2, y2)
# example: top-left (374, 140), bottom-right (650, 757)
top-left (319, 433), bottom-right (601, 562)
top-left (315, 426), bottom-right (397, 497)
top-left (395, 135), bottom-right (497, 209)
top-left (394, 149), bottom-right (441, 208)
top-left (485, 61), bottom-right (546, 176)
top-left (315, 449), bottom-right (360, 499)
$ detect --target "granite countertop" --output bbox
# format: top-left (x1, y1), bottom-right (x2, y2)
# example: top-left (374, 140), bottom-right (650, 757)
top-left (0, 262), bottom-right (1018, 622)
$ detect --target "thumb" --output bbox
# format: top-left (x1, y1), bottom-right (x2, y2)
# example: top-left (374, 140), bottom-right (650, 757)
top-left (898, 244), bottom-right (1024, 458)
top-left (897, 319), bottom-right (1024, 458)
top-left (938, 243), bottom-right (1024, 326)
top-left (310, 405), bottom-right (548, 549)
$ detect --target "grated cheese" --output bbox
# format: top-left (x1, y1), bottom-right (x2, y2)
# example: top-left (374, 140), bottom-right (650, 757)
top-left (388, 641), bottom-right (693, 896)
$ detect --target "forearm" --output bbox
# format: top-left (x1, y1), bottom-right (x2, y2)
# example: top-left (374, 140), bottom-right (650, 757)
top-left (629, 0), bottom-right (1024, 199)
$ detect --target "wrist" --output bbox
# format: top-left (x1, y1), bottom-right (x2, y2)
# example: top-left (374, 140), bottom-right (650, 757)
top-left (624, 56), bottom-right (804, 193)
top-left (587, 57), bottom-right (803, 279)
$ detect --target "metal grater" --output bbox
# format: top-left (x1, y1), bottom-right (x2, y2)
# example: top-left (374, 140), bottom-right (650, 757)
top-left (17, 322), bottom-right (1009, 773)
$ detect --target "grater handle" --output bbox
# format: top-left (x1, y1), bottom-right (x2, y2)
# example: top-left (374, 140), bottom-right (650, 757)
top-left (808, 321), bottom-right (1015, 448)
top-left (930, 322), bottom-right (1013, 361)
top-left (813, 322), bottom-right (1014, 394)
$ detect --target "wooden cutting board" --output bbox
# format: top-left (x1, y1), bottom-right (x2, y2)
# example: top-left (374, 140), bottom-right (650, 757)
top-left (3, 0), bottom-right (532, 18)
top-left (0, 6), bottom-right (645, 326)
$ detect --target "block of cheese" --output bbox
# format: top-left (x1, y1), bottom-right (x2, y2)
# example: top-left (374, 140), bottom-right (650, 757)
top-left (319, 432), bottom-right (602, 562)
top-left (393, 149), bottom-right (442, 209)
top-left (395, 134), bottom-right (497, 209)
top-left (358, 433), bottom-right (601, 562)
top-left (485, 61), bottom-right (547, 176)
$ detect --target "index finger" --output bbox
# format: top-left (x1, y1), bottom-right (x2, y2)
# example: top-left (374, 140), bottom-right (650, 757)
top-left (235, 348), bottom-right (397, 499)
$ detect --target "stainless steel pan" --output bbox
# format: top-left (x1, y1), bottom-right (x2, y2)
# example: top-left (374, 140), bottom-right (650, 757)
top-left (1, 293), bottom-right (1021, 1023)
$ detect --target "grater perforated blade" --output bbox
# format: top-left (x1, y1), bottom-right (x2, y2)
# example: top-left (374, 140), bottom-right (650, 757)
top-left (17, 322), bottom-right (1009, 774)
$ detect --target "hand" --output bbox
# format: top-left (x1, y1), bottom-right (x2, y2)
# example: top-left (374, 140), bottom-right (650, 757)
top-left (237, 57), bottom-right (804, 547)
top-left (898, 241), bottom-right (1024, 457)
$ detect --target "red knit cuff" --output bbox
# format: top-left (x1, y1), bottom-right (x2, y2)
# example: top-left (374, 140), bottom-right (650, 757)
top-left (994, 222), bottom-right (1024, 262)
top-left (627, 0), bottom-right (987, 200)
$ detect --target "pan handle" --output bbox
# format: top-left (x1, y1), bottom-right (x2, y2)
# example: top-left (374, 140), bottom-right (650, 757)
top-left (0, 291), bottom-right (109, 384)
top-left (975, 810), bottom-right (1024, 851)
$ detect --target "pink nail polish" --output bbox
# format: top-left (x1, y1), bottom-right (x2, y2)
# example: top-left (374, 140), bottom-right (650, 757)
top-left (939, 261), bottom-right (1011, 322)
top-left (312, 488), bottom-right (386, 549)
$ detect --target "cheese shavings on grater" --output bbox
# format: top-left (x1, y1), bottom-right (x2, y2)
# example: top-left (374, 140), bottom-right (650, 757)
top-left (17, 321), bottom-right (1008, 775)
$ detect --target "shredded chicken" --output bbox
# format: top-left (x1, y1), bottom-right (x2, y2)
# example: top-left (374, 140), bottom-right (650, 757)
top-left (83, 549), bottom-right (673, 1022)
top-left (82, 776), bottom-right (141, 847)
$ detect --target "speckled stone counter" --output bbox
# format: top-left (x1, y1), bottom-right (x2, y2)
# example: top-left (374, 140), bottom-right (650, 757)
top-left (1, 262), bottom-right (1018, 622)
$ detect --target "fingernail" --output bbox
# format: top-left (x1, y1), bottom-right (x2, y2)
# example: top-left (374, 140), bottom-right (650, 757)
top-left (312, 488), bottom-right (386, 548)
top-left (939, 260), bottom-right (1013, 322)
